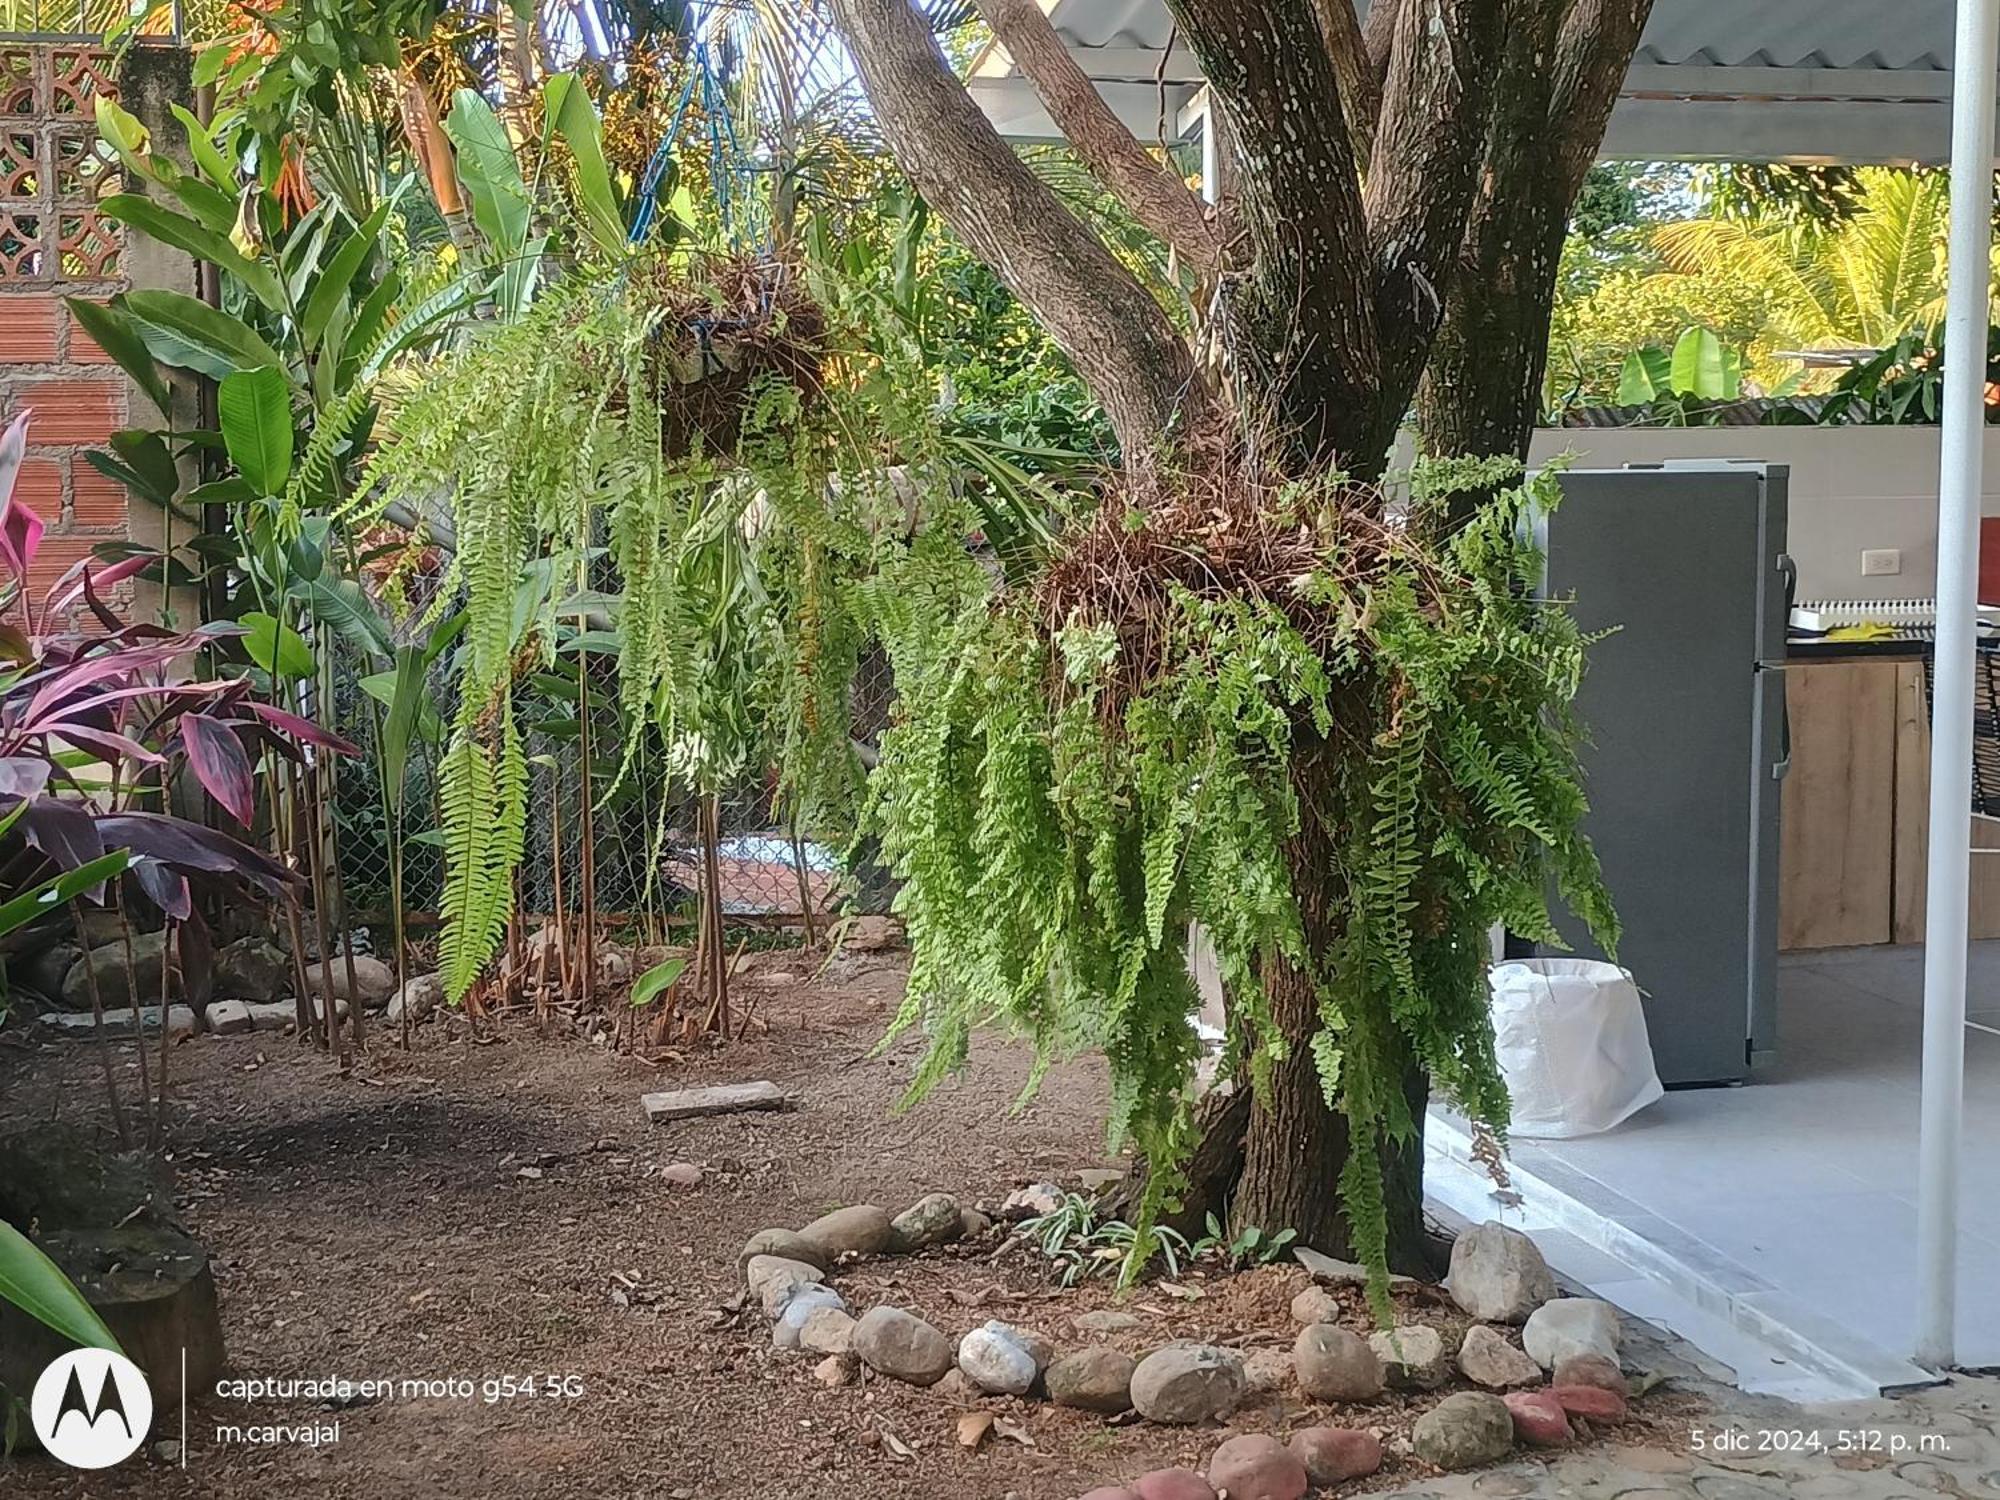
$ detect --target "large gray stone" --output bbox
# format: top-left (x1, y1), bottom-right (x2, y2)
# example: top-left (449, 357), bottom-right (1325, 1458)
top-left (852, 1306), bottom-right (953, 1386)
top-left (206, 999), bottom-right (253, 1036)
top-left (61, 929), bottom-right (177, 1010)
top-left (301, 953), bottom-right (395, 1007)
top-left (798, 1203), bottom-right (893, 1259)
top-left (1458, 1323), bottom-right (1544, 1389)
top-left (384, 972), bottom-right (444, 1025)
top-left (1047, 1346), bottom-right (1135, 1413)
top-left (1448, 1222), bottom-right (1557, 1323)
top-left (957, 1320), bottom-right (1043, 1395)
top-left (642, 1080), bottom-right (787, 1123)
top-left (772, 1284), bottom-right (845, 1349)
top-left (43, 1004), bottom-right (196, 1041)
top-left (746, 1255), bottom-right (825, 1319)
top-left (215, 936), bottom-right (289, 1002)
top-left (887, 1192), bottom-right (961, 1252)
top-left (1293, 1324), bottom-right (1382, 1402)
top-left (1522, 1298), bottom-right (1621, 1369)
top-left (739, 1228), bottom-right (830, 1275)
top-left (1369, 1324), bottom-right (1451, 1389)
top-left (1412, 1391), bottom-right (1515, 1470)
top-left (1129, 1344), bottom-right (1245, 1424)
top-left (16, 941), bottom-right (78, 1002)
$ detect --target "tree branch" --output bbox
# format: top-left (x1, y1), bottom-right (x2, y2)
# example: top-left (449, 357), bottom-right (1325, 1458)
top-left (1365, 0), bottom-right (1501, 398)
top-left (1310, 0), bottom-right (1380, 170)
top-left (825, 0), bottom-right (1214, 467)
top-left (1363, 0), bottom-right (1403, 78)
top-left (974, 0), bottom-right (1222, 275)
top-left (1550, 0), bottom-right (1653, 198)
top-left (1166, 0), bottom-right (1379, 469)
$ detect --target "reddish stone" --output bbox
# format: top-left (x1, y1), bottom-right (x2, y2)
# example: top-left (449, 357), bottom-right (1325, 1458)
top-left (1552, 1354), bottom-right (1627, 1397)
top-left (1132, 1469), bottom-right (1218, 1500)
top-left (1078, 1490), bottom-right (1140, 1500)
top-left (1289, 1425), bottom-right (1383, 1484)
top-left (1504, 1389), bottom-right (1573, 1447)
top-left (1206, 1434), bottom-right (1306, 1500)
top-left (1549, 1383), bottom-right (1629, 1422)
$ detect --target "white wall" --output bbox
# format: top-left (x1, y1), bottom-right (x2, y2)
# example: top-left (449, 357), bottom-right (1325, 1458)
top-left (1528, 427), bottom-right (2000, 603)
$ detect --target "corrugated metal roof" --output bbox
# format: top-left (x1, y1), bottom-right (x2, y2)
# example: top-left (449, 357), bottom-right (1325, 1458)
top-left (1033, 0), bottom-right (1957, 77)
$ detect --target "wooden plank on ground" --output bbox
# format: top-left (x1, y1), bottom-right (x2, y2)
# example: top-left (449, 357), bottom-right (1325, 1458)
top-left (642, 1080), bottom-right (788, 1124)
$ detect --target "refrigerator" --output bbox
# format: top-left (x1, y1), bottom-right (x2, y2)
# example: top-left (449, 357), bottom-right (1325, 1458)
top-left (1529, 463), bottom-right (1792, 1086)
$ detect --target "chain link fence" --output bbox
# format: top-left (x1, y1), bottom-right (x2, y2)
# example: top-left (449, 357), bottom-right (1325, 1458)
top-left (324, 567), bottom-right (896, 944)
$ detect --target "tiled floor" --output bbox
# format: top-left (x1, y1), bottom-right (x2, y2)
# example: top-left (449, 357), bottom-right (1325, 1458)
top-left (1430, 943), bottom-right (2000, 1388)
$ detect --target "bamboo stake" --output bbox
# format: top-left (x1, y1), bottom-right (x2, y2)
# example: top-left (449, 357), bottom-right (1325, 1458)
top-left (577, 664), bottom-right (597, 1009)
top-left (299, 770), bottom-right (348, 1072)
top-left (112, 895), bottom-right (155, 1143)
top-left (70, 899), bottom-right (131, 1148)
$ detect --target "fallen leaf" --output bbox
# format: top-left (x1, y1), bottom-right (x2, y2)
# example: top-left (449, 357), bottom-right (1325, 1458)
top-left (957, 1412), bottom-right (994, 1451)
top-left (881, 1429), bottom-right (917, 1462)
top-left (992, 1417), bottom-right (1035, 1448)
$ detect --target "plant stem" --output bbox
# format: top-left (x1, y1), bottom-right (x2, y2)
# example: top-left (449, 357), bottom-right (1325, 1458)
top-left (70, 899), bottom-right (131, 1148)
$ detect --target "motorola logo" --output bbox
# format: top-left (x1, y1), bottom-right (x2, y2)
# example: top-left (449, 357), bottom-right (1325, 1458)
top-left (30, 1348), bottom-right (153, 1469)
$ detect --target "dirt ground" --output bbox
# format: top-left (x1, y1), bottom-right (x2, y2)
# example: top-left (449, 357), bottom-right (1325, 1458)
top-left (0, 946), bottom-right (1699, 1500)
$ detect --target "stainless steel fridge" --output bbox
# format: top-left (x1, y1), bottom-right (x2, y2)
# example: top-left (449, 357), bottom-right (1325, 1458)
top-left (1529, 463), bottom-right (1791, 1086)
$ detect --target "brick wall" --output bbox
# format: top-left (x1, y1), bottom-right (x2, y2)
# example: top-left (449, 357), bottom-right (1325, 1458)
top-left (2, 41), bottom-right (194, 627)
top-left (0, 42), bottom-right (132, 617)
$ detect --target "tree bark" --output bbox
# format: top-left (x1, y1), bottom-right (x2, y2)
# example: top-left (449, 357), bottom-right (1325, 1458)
top-left (1418, 0), bottom-right (1655, 472)
top-left (829, 0), bottom-right (1219, 466)
top-left (975, 0), bottom-right (1222, 274)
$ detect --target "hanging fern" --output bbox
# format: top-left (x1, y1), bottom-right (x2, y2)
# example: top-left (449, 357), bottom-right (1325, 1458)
top-left (860, 459), bottom-right (1615, 1316)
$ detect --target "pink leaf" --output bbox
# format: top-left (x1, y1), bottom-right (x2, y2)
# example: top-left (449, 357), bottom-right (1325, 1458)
top-left (0, 410), bottom-right (28, 513)
top-left (48, 550), bottom-right (156, 614)
top-left (242, 701), bottom-right (360, 756)
top-left (180, 711), bottom-right (256, 825)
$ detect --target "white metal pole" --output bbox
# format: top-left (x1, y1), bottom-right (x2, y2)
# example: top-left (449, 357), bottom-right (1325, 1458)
top-left (1197, 89), bottom-right (1217, 205)
top-left (1916, 0), bottom-right (2000, 1373)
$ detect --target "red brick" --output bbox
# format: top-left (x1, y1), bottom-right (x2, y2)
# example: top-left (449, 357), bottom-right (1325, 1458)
top-left (68, 302), bottom-right (120, 364)
top-left (10, 455), bottom-right (62, 521)
top-left (22, 535), bottom-right (100, 612)
top-left (70, 458), bottom-right (126, 530)
top-left (0, 297), bottom-right (62, 362)
top-left (5, 378), bottom-right (123, 444)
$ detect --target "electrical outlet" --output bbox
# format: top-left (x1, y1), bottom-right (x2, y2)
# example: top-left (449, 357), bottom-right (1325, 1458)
top-left (1861, 548), bottom-right (1903, 577)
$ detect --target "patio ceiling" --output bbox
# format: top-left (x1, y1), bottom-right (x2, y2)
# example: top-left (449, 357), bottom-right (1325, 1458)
top-left (967, 0), bottom-right (1969, 165)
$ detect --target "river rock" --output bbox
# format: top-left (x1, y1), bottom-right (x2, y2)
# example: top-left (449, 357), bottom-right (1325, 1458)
top-left (957, 1320), bottom-right (1043, 1395)
top-left (814, 1353), bottom-right (853, 1387)
top-left (799, 1203), bottom-right (893, 1259)
top-left (1133, 1469), bottom-right (1217, 1500)
top-left (959, 1208), bottom-right (992, 1240)
top-left (385, 972), bottom-right (444, 1025)
top-left (1522, 1298), bottom-right (1621, 1369)
top-left (61, 929), bottom-right (177, 1010)
top-left (215, 936), bottom-right (288, 1002)
top-left (888, 1192), bottom-right (961, 1252)
top-left (1290, 1285), bottom-right (1341, 1326)
top-left (739, 1228), bottom-right (831, 1274)
top-left (1412, 1390), bottom-right (1515, 1470)
top-left (1076, 1308), bottom-right (1145, 1335)
top-left (1130, 1344), bottom-right (1245, 1424)
top-left (1549, 1382), bottom-right (1628, 1421)
top-left (1505, 1389), bottom-right (1573, 1447)
top-left (301, 953), bottom-right (396, 1007)
top-left (799, 1305), bottom-right (856, 1356)
top-left (1207, 1434), bottom-right (1307, 1500)
top-left (1001, 1181), bottom-right (1064, 1218)
top-left (1080, 1491), bottom-right (1139, 1500)
top-left (852, 1306), bottom-right (953, 1386)
top-left (18, 941), bottom-right (78, 1002)
top-left (772, 1284), bottom-right (845, 1348)
top-left (746, 1254), bottom-right (825, 1319)
top-left (1552, 1352), bottom-right (1627, 1396)
top-left (206, 999), bottom-right (253, 1036)
top-left (1242, 1349), bottom-right (1294, 1394)
top-left (1294, 1324), bottom-right (1382, 1401)
top-left (1449, 1222), bottom-right (1557, 1323)
top-left (1369, 1324), bottom-right (1450, 1389)
top-left (1289, 1426), bottom-right (1383, 1484)
top-left (1047, 1346), bottom-right (1135, 1412)
top-left (1458, 1323), bottom-right (1544, 1389)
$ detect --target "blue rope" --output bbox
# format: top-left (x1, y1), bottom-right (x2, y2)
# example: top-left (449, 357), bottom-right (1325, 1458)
top-left (627, 39), bottom-right (760, 248)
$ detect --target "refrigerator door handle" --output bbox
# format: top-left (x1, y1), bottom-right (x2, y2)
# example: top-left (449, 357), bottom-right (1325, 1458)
top-left (1771, 667), bottom-right (1792, 781)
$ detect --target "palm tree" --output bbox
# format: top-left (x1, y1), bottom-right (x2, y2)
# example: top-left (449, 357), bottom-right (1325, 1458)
top-left (1651, 167), bottom-right (1975, 356)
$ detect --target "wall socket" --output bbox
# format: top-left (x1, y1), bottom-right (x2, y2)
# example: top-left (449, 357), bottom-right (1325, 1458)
top-left (1861, 548), bottom-right (1903, 577)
